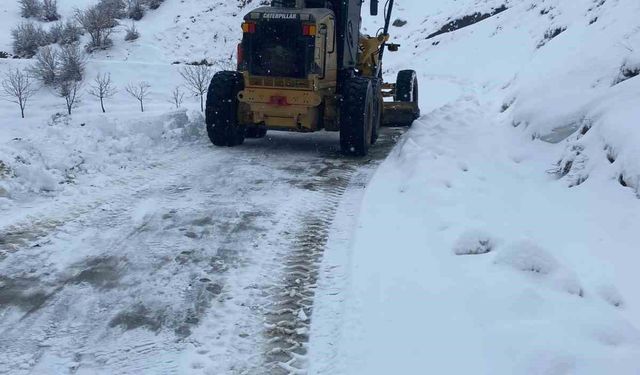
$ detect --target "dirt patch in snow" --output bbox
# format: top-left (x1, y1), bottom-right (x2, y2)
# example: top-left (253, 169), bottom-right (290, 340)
top-left (0, 275), bottom-right (50, 312)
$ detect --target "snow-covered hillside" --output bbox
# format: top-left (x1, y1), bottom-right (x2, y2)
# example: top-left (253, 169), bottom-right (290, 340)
top-left (1, 0), bottom-right (639, 374)
top-left (0, 0), bottom-right (246, 208)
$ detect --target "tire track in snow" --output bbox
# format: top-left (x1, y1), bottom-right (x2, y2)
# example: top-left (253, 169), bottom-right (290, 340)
top-left (261, 132), bottom-right (404, 375)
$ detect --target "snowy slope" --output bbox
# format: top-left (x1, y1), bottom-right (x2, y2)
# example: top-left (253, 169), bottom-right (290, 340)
top-left (310, 0), bottom-right (640, 374)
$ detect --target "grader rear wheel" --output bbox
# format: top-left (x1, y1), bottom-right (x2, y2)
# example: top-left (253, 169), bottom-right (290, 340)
top-left (371, 78), bottom-right (383, 145)
top-left (205, 71), bottom-right (246, 147)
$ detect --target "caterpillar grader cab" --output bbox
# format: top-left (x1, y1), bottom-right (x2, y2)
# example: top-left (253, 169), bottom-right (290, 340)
top-left (205, 0), bottom-right (420, 156)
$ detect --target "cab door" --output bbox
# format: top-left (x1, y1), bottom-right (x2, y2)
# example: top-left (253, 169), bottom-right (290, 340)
top-left (317, 16), bottom-right (337, 87)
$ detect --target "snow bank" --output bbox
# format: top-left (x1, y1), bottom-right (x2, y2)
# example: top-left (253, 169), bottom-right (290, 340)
top-left (367, 0), bottom-right (640, 196)
top-left (311, 0), bottom-right (640, 371)
top-left (504, 0), bottom-right (640, 196)
top-left (0, 110), bottom-right (204, 207)
top-left (312, 83), bottom-right (640, 374)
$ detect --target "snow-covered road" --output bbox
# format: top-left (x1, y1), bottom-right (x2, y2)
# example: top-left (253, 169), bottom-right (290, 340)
top-left (0, 127), bottom-right (403, 374)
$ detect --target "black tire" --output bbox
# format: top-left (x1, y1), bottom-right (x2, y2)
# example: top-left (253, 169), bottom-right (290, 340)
top-left (205, 71), bottom-right (245, 147)
top-left (340, 77), bottom-right (374, 156)
top-left (394, 70), bottom-right (421, 127)
top-left (370, 78), bottom-right (383, 145)
top-left (246, 126), bottom-right (267, 139)
top-left (395, 70), bottom-right (419, 102)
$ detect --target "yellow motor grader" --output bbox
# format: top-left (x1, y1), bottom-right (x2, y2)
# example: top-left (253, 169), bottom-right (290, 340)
top-left (205, 0), bottom-right (420, 156)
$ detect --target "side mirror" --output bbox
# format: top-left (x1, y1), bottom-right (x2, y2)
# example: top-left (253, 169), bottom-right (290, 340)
top-left (370, 0), bottom-right (378, 16)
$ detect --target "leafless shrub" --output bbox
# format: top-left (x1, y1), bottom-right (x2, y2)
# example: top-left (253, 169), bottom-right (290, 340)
top-left (59, 44), bottom-right (87, 82)
top-left (57, 80), bottom-right (82, 115)
top-left (537, 26), bottom-right (567, 48)
top-left (146, 0), bottom-right (165, 10)
top-left (42, 0), bottom-right (60, 21)
top-left (19, 0), bottom-right (42, 19)
top-left (58, 21), bottom-right (83, 45)
top-left (29, 45), bottom-right (60, 85)
top-left (1, 69), bottom-right (39, 118)
top-left (179, 65), bottom-right (213, 111)
top-left (48, 21), bottom-right (64, 44)
top-left (125, 81), bottom-right (151, 112)
top-left (238, 0), bottom-right (256, 8)
top-left (124, 22), bottom-right (140, 41)
top-left (97, 0), bottom-right (127, 19)
top-left (169, 86), bottom-right (185, 109)
top-left (127, 0), bottom-right (144, 20)
top-left (87, 73), bottom-right (117, 113)
top-left (75, 5), bottom-right (116, 51)
top-left (613, 60), bottom-right (640, 85)
top-left (11, 22), bottom-right (48, 57)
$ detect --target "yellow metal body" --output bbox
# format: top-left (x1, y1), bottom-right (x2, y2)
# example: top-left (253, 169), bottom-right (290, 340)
top-left (237, 11), bottom-right (415, 132)
top-left (238, 12), bottom-right (338, 132)
top-left (357, 33), bottom-right (389, 77)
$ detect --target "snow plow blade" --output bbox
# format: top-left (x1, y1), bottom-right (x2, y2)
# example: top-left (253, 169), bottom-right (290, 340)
top-left (382, 101), bottom-right (420, 127)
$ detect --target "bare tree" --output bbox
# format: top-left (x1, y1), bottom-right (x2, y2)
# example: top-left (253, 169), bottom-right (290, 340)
top-left (1, 69), bottom-right (38, 118)
top-left (169, 86), bottom-right (184, 109)
top-left (75, 5), bottom-right (116, 51)
top-left (29, 45), bottom-right (60, 85)
top-left (125, 81), bottom-right (150, 112)
top-left (210, 57), bottom-right (236, 72)
top-left (179, 65), bottom-right (213, 111)
top-left (58, 80), bottom-right (81, 115)
top-left (87, 73), bottom-right (116, 113)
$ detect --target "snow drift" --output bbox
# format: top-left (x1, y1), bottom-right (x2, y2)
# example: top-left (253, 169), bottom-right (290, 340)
top-left (0, 110), bottom-right (204, 210)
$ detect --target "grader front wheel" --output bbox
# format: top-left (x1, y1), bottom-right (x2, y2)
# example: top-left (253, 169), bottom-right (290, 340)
top-left (340, 77), bottom-right (375, 156)
top-left (382, 70), bottom-right (421, 127)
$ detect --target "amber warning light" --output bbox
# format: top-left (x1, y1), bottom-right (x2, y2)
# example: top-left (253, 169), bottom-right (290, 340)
top-left (242, 22), bottom-right (256, 33)
top-left (302, 24), bottom-right (317, 36)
